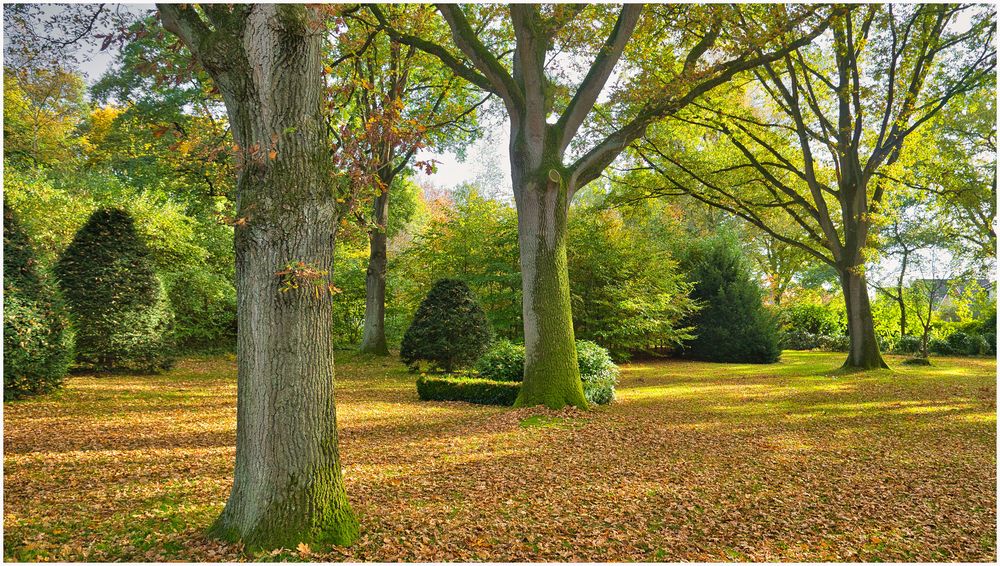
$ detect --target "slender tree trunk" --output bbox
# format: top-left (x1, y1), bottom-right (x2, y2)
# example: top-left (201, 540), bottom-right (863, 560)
top-left (161, 5), bottom-right (360, 550)
top-left (359, 188), bottom-right (390, 355)
top-left (839, 269), bottom-right (890, 369)
top-left (513, 175), bottom-right (587, 409)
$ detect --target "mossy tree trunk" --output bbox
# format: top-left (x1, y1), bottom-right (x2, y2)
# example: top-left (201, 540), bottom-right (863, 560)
top-left (513, 171), bottom-right (586, 409)
top-left (158, 4), bottom-right (358, 550)
top-left (840, 268), bottom-right (889, 370)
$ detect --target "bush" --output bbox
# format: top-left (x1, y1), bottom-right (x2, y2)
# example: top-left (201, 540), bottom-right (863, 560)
top-left (781, 331), bottom-right (848, 352)
top-left (55, 208), bottom-right (175, 371)
top-left (3, 205), bottom-right (74, 399)
top-left (473, 339), bottom-right (619, 405)
top-left (416, 375), bottom-right (520, 406)
top-left (401, 278), bottom-right (494, 372)
top-left (946, 331), bottom-right (988, 356)
top-left (816, 334), bottom-right (849, 352)
top-left (679, 235), bottom-right (782, 363)
top-left (474, 340), bottom-right (525, 382)
top-left (163, 269), bottom-right (236, 350)
top-left (780, 302), bottom-right (846, 336)
top-left (575, 340), bottom-right (619, 405)
top-left (893, 335), bottom-right (923, 355)
top-left (928, 338), bottom-right (953, 355)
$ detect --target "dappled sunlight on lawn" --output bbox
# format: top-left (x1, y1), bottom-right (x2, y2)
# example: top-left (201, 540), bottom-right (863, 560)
top-left (4, 351), bottom-right (996, 562)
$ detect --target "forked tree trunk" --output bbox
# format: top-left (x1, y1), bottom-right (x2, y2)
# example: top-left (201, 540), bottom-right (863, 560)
top-left (158, 4), bottom-right (359, 550)
top-left (513, 175), bottom-right (587, 409)
top-left (840, 269), bottom-right (889, 370)
top-left (359, 189), bottom-right (390, 355)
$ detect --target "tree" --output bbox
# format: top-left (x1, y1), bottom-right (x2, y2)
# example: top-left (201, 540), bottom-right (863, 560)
top-left (896, 85), bottom-right (997, 262)
top-left (370, 3), bottom-right (831, 408)
top-left (628, 4), bottom-right (995, 369)
top-left (400, 278), bottom-right (494, 372)
top-left (870, 197), bottom-right (942, 339)
top-left (55, 208), bottom-right (174, 371)
top-left (156, 4), bottom-right (359, 550)
top-left (330, 14), bottom-right (484, 355)
top-left (3, 204), bottom-right (74, 399)
top-left (679, 233), bottom-right (782, 364)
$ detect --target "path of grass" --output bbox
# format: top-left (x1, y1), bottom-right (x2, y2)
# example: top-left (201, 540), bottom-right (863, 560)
top-left (3, 351), bottom-right (996, 561)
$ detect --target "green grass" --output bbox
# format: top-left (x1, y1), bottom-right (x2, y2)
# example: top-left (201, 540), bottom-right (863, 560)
top-left (3, 350), bottom-right (996, 561)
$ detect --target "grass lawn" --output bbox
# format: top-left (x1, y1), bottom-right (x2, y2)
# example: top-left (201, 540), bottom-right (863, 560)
top-left (3, 351), bottom-right (996, 562)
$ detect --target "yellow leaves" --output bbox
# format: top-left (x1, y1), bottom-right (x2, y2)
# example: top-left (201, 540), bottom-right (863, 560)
top-left (268, 149), bottom-right (278, 160)
top-left (296, 542), bottom-right (311, 557)
top-left (3, 352), bottom-right (997, 562)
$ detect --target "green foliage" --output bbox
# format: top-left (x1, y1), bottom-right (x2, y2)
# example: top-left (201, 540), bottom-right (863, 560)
top-left (473, 339), bottom-right (619, 405)
top-left (945, 332), bottom-right (989, 356)
top-left (780, 301), bottom-right (846, 336)
top-left (575, 340), bottom-right (620, 405)
top-left (400, 279), bottom-right (494, 372)
top-left (415, 374), bottom-right (520, 406)
top-left (474, 340), bottom-right (524, 382)
top-left (567, 204), bottom-right (696, 360)
top-left (928, 338), bottom-right (953, 356)
top-left (3, 205), bottom-right (74, 399)
top-left (680, 234), bottom-right (782, 364)
top-left (163, 269), bottom-right (236, 350)
top-left (893, 335), bottom-right (923, 355)
top-left (55, 208), bottom-right (175, 371)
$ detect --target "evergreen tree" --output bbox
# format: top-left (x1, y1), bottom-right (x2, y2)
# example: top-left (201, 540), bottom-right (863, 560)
top-left (401, 278), bottom-right (494, 372)
top-left (4, 204), bottom-right (74, 399)
top-left (55, 207), bottom-right (174, 371)
top-left (680, 234), bottom-right (781, 363)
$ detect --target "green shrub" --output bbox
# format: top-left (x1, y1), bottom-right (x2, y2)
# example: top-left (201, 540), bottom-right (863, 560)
top-left (815, 334), bottom-right (849, 352)
top-left (928, 338), bottom-right (953, 355)
top-left (780, 302), bottom-right (846, 336)
top-left (3, 205), bottom-right (74, 399)
top-left (163, 269), bottom-right (236, 350)
top-left (415, 374), bottom-right (520, 406)
top-left (474, 339), bottom-right (524, 382)
top-left (401, 278), bottom-right (494, 372)
top-left (946, 331), bottom-right (988, 356)
top-left (679, 235), bottom-right (782, 363)
top-left (55, 208), bottom-right (175, 371)
top-left (893, 335), bottom-right (923, 354)
top-left (473, 339), bottom-right (619, 405)
top-left (782, 330), bottom-right (820, 350)
top-left (575, 340), bottom-right (619, 405)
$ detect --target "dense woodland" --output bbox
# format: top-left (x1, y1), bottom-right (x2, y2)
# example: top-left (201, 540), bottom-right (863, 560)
top-left (3, 3), bottom-right (996, 556)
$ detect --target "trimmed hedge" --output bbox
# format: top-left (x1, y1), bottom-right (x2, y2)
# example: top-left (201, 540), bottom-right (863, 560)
top-left (55, 208), bottom-right (175, 371)
top-left (3, 204), bottom-right (74, 400)
top-left (416, 374), bottom-right (520, 406)
top-left (472, 339), bottom-right (620, 405)
top-left (401, 278), bottom-right (494, 372)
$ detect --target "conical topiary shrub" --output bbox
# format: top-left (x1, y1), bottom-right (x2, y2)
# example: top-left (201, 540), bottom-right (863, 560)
top-left (55, 207), bottom-right (175, 371)
top-left (3, 204), bottom-right (75, 399)
top-left (401, 278), bottom-right (494, 372)
top-left (680, 233), bottom-right (781, 364)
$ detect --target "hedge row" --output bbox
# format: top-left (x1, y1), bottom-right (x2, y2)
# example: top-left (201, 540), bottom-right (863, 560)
top-left (415, 375), bottom-right (520, 406)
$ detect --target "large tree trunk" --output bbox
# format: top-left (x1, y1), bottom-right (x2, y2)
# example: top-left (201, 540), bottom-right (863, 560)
top-left (359, 189), bottom-right (390, 355)
top-left (179, 5), bottom-right (359, 550)
top-left (513, 176), bottom-right (587, 409)
top-left (840, 269), bottom-right (890, 369)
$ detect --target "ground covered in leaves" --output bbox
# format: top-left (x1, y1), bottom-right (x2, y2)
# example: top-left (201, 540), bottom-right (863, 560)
top-left (4, 351), bottom-right (996, 561)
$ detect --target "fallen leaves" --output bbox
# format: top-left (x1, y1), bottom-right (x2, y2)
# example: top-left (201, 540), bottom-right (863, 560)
top-left (2, 352), bottom-right (996, 561)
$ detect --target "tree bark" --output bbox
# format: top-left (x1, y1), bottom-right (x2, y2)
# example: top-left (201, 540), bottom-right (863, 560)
top-left (159, 4), bottom-right (359, 550)
top-left (359, 188), bottom-right (390, 355)
top-left (513, 176), bottom-right (587, 409)
top-left (839, 269), bottom-right (889, 369)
